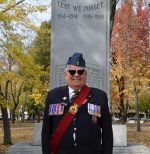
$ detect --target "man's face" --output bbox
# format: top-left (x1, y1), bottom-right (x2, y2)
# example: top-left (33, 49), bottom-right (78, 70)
top-left (64, 65), bottom-right (87, 90)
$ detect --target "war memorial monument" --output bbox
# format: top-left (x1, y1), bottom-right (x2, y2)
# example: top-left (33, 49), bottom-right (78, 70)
top-left (8, 0), bottom-right (150, 153)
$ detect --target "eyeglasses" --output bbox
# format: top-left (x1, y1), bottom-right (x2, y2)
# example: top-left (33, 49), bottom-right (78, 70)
top-left (67, 70), bottom-right (85, 76)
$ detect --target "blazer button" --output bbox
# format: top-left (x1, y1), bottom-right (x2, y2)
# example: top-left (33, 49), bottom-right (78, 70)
top-left (74, 127), bottom-right (77, 131)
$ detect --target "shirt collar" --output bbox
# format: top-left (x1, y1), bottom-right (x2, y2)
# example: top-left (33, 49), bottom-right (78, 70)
top-left (68, 86), bottom-right (74, 99)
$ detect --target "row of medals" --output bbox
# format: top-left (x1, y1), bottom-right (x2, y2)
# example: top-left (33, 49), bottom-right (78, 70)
top-left (49, 102), bottom-right (101, 146)
top-left (49, 103), bottom-right (101, 117)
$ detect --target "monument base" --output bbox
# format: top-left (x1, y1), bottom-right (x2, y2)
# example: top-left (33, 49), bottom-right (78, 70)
top-left (113, 143), bottom-right (150, 154)
top-left (8, 141), bottom-right (42, 154)
top-left (8, 123), bottom-right (150, 154)
top-left (8, 141), bottom-right (150, 154)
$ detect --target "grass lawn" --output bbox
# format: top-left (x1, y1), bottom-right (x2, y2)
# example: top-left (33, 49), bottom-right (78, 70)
top-left (0, 122), bottom-right (33, 153)
top-left (0, 121), bottom-right (150, 153)
top-left (127, 123), bottom-right (150, 147)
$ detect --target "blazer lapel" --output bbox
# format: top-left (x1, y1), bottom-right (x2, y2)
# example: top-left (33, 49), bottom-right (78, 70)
top-left (61, 85), bottom-right (70, 105)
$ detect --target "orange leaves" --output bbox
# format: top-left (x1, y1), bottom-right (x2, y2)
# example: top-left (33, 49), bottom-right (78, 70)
top-left (110, 1), bottom-right (150, 107)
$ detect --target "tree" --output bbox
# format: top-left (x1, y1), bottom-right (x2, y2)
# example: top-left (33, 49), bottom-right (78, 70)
top-left (139, 91), bottom-right (150, 113)
top-left (26, 21), bottom-right (51, 123)
top-left (110, 0), bottom-right (149, 129)
top-left (111, 1), bottom-right (135, 123)
top-left (31, 21), bottom-right (51, 72)
top-left (26, 89), bottom-right (46, 123)
top-left (127, 2), bottom-right (149, 131)
top-left (0, 0), bottom-right (49, 145)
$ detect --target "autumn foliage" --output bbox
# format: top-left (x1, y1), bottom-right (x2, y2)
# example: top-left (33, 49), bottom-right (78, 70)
top-left (110, 1), bottom-right (150, 126)
top-left (0, 0), bottom-right (50, 145)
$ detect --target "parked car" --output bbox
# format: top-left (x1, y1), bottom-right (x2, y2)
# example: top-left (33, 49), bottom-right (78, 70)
top-left (127, 117), bottom-right (136, 123)
top-left (127, 117), bottom-right (146, 123)
top-left (112, 116), bottom-right (120, 121)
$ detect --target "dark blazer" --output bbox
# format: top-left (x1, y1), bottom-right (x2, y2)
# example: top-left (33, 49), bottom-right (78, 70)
top-left (42, 85), bottom-right (113, 154)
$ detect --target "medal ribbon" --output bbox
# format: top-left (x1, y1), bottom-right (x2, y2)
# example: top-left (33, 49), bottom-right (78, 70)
top-left (50, 85), bottom-right (91, 154)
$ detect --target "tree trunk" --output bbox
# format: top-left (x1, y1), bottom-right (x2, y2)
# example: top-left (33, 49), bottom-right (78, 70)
top-left (124, 100), bottom-right (129, 123)
top-left (21, 92), bottom-right (27, 122)
top-left (32, 109), bottom-right (35, 123)
top-left (1, 106), bottom-right (12, 145)
top-left (37, 112), bottom-right (40, 123)
top-left (11, 105), bottom-right (17, 124)
top-left (21, 106), bottom-right (25, 123)
top-left (118, 76), bottom-right (126, 124)
top-left (0, 80), bottom-right (12, 145)
top-left (134, 87), bottom-right (141, 132)
top-left (110, 0), bottom-right (117, 39)
top-left (10, 82), bottom-right (23, 123)
top-left (119, 96), bottom-right (126, 124)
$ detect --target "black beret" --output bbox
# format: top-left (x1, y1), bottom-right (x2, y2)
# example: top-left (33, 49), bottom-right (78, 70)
top-left (66, 52), bottom-right (86, 67)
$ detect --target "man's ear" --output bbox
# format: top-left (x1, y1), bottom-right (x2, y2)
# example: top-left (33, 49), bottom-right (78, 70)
top-left (64, 71), bottom-right (67, 79)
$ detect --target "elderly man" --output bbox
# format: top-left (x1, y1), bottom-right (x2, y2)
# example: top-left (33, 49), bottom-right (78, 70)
top-left (42, 52), bottom-right (113, 154)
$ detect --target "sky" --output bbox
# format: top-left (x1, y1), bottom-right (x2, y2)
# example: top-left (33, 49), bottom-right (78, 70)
top-left (0, 1), bottom-right (52, 57)
top-left (26, 0), bottom-right (52, 25)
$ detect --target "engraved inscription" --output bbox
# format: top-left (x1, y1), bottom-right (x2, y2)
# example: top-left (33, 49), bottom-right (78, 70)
top-left (56, 0), bottom-right (105, 21)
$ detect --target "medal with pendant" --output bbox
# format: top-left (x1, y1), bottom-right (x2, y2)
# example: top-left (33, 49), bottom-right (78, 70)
top-left (88, 103), bottom-right (101, 124)
top-left (92, 115), bottom-right (98, 124)
top-left (88, 103), bottom-right (101, 117)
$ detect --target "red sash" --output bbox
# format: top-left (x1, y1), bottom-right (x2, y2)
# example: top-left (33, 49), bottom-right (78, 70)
top-left (50, 85), bottom-right (91, 154)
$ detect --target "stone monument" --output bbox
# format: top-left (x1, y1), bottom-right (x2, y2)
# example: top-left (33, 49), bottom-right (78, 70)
top-left (51, 0), bottom-right (110, 96)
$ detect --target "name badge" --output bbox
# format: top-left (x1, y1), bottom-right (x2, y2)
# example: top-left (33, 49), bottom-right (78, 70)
top-left (49, 103), bottom-right (65, 115)
top-left (88, 103), bottom-right (101, 117)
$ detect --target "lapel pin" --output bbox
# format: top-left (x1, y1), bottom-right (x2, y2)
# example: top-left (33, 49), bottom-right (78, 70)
top-left (63, 96), bottom-right (67, 100)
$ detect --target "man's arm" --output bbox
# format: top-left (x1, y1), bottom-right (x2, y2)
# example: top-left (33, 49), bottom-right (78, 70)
top-left (41, 92), bottom-right (52, 154)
